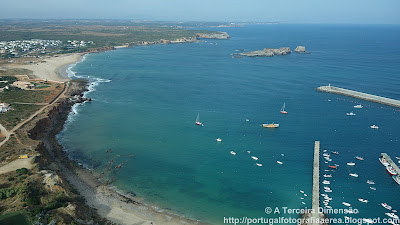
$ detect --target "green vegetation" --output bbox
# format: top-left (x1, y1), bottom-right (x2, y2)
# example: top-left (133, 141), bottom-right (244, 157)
top-left (0, 104), bottom-right (42, 129)
top-left (0, 212), bottom-right (31, 225)
top-left (0, 90), bottom-right (50, 103)
top-left (0, 69), bottom-right (33, 76)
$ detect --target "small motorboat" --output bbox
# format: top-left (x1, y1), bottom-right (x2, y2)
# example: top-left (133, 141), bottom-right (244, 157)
top-left (328, 165), bottom-right (337, 169)
top-left (216, 138), bottom-right (222, 142)
top-left (245, 119), bottom-right (249, 122)
top-left (322, 180), bottom-right (330, 185)
top-left (323, 174), bottom-right (332, 178)
top-left (323, 153), bottom-right (330, 157)
top-left (247, 151), bottom-right (251, 153)
top-left (347, 162), bottom-right (356, 166)
top-left (354, 104), bottom-right (363, 108)
top-left (276, 161), bottom-right (283, 165)
top-left (366, 180), bottom-right (375, 185)
top-left (382, 203), bottom-right (393, 210)
top-left (385, 213), bottom-right (399, 219)
top-left (349, 173), bottom-right (359, 177)
top-left (324, 157), bottom-right (332, 162)
top-left (262, 123), bottom-right (279, 128)
top-left (230, 151), bottom-right (236, 155)
top-left (346, 112), bottom-right (356, 116)
top-left (300, 190), bottom-right (304, 193)
top-left (256, 163), bottom-right (263, 167)
top-left (331, 151), bottom-right (339, 155)
top-left (342, 202), bottom-right (351, 207)
top-left (370, 187), bottom-right (376, 190)
top-left (355, 156), bottom-right (364, 161)
top-left (251, 156), bottom-right (258, 160)
top-left (358, 198), bottom-right (368, 203)
top-left (370, 125), bottom-right (379, 129)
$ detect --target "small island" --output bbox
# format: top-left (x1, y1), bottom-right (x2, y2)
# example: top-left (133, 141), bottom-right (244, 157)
top-left (237, 46), bottom-right (309, 57)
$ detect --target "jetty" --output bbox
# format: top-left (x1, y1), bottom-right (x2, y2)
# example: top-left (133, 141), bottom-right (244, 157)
top-left (381, 153), bottom-right (400, 184)
top-left (302, 141), bottom-right (326, 225)
top-left (317, 85), bottom-right (400, 108)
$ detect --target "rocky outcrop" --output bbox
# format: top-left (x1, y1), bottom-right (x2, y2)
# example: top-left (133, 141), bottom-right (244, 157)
top-left (196, 32), bottom-right (231, 39)
top-left (239, 47), bottom-right (291, 57)
top-left (294, 46), bottom-right (310, 53)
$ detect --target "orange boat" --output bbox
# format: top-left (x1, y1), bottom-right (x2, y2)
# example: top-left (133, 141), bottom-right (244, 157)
top-left (328, 165), bottom-right (337, 169)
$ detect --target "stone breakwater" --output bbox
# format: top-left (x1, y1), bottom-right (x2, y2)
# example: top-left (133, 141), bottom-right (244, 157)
top-left (317, 85), bottom-right (400, 108)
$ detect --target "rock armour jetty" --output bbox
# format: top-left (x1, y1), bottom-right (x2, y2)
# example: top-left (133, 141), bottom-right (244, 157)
top-left (317, 85), bottom-right (400, 108)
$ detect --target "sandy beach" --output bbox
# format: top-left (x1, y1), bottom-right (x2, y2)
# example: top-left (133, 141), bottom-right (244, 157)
top-left (8, 53), bottom-right (83, 82)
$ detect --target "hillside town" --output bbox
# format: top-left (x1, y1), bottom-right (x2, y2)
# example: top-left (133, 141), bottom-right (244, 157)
top-left (0, 39), bottom-right (94, 58)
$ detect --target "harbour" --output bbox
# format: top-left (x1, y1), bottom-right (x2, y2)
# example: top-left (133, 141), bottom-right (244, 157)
top-left (317, 85), bottom-right (400, 108)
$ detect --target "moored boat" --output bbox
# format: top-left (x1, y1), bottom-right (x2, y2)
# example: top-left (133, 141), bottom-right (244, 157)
top-left (332, 151), bottom-right (339, 155)
top-left (349, 173), bottom-right (359, 177)
top-left (355, 156), bottom-right (364, 161)
top-left (230, 151), bottom-right (236, 155)
top-left (256, 163), bottom-right (263, 167)
top-left (346, 112), bottom-right (356, 116)
top-left (323, 174), bottom-right (332, 178)
top-left (280, 103), bottom-right (288, 114)
top-left (370, 187), bottom-right (376, 190)
top-left (322, 180), bottom-right (330, 185)
top-left (385, 213), bottom-right (399, 219)
top-left (342, 202), bottom-right (351, 207)
top-left (358, 198), bottom-right (368, 203)
top-left (262, 123), bottom-right (279, 128)
top-left (347, 162), bottom-right (355, 166)
top-left (370, 125), bottom-right (379, 129)
top-left (276, 161), bottom-right (283, 165)
top-left (251, 156), bottom-right (258, 160)
top-left (382, 203), bottom-right (392, 210)
top-left (366, 180), bottom-right (375, 185)
top-left (354, 104), bottom-right (363, 108)
top-left (328, 165), bottom-right (337, 169)
top-left (195, 113), bottom-right (204, 126)
top-left (216, 138), bottom-right (222, 142)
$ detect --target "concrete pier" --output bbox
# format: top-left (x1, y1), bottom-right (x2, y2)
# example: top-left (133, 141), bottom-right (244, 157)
top-left (302, 141), bottom-right (326, 225)
top-left (317, 85), bottom-right (400, 108)
top-left (312, 141), bottom-right (321, 224)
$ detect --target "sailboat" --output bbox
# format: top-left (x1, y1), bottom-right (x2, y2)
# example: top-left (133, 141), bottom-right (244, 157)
top-left (195, 113), bottom-right (204, 126)
top-left (280, 103), bottom-right (288, 114)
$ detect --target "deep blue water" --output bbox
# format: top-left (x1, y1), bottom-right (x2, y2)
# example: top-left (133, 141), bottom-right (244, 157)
top-left (59, 24), bottom-right (400, 224)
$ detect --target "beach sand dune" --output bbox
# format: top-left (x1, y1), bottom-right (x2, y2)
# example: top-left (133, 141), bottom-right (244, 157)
top-left (8, 54), bottom-right (82, 82)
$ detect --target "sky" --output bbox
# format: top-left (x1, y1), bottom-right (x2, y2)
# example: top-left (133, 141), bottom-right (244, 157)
top-left (1, 0), bottom-right (400, 24)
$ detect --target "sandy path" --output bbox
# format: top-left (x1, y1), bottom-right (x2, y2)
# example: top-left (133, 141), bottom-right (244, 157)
top-left (0, 157), bottom-right (35, 174)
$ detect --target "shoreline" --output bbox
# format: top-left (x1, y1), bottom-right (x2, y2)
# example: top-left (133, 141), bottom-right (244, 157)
top-left (32, 78), bottom-right (207, 225)
top-left (1, 32), bottom-right (231, 224)
top-left (35, 50), bottom-right (207, 224)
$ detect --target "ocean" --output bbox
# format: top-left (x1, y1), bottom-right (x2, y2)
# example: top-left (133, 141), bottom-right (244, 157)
top-left (58, 24), bottom-right (400, 224)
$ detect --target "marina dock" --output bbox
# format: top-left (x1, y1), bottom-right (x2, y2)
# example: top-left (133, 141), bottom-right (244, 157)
top-left (317, 85), bottom-right (400, 108)
top-left (381, 153), bottom-right (400, 184)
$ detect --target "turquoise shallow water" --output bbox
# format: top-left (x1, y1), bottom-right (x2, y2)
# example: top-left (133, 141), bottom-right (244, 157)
top-left (59, 24), bottom-right (400, 224)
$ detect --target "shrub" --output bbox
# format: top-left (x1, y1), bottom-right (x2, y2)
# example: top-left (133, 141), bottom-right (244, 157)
top-left (16, 168), bottom-right (28, 176)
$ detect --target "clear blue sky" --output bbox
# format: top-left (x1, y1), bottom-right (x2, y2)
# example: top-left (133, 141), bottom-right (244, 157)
top-left (2, 0), bottom-right (400, 24)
